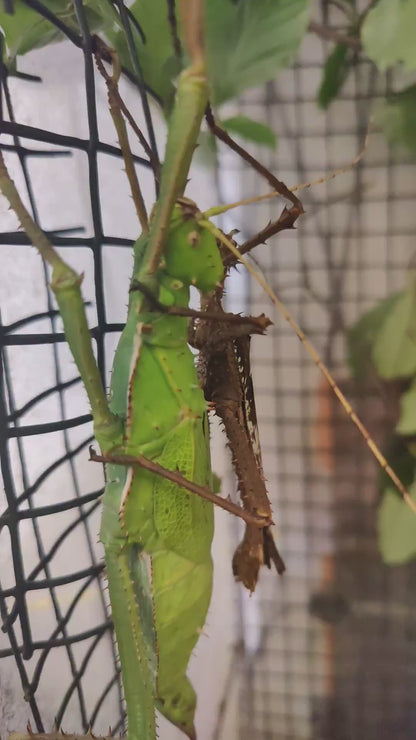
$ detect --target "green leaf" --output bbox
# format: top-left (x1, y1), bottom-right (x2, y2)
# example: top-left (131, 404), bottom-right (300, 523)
top-left (361, 0), bottom-right (416, 72)
top-left (0, 0), bottom-right (71, 59)
top-left (375, 85), bottom-right (416, 156)
top-left (372, 281), bottom-right (416, 379)
top-left (106, 0), bottom-right (179, 110)
top-left (221, 115), bottom-right (277, 148)
top-left (379, 436), bottom-right (416, 493)
top-left (0, 0), bottom-right (116, 61)
top-left (205, 0), bottom-right (310, 105)
top-left (317, 43), bottom-right (354, 109)
top-left (378, 481), bottom-right (416, 565)
top-left (347, 291), bottom-right (402, 381)
top-left (396, 378), bottom-right (416, 436)
top-left (195, 131), bottom-right (218, 168)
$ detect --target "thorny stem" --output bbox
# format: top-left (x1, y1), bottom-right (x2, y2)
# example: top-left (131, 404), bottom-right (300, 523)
top-left (89, 447), bottom-right (270, 526)
top-left (112, 0), bottom-right (160, 179)
top-left (94, 44), bottom-right (149, 233)
top-left (0, 152), bottom-right (123, 451)
top-left (92, 36), bottom-right (159, 178)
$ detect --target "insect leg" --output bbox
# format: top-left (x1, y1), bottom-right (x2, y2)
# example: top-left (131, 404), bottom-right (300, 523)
top-left (89, 447), bottom-right (270, 526)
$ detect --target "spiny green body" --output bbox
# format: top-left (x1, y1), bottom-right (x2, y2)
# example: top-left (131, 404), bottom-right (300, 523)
top-left (100, 207), bottom-right (224, 738)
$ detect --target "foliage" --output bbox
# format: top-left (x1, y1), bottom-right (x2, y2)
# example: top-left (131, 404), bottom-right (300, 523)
top-left (375, 85), bottom-right (416, 156)
top-left (377, 439), bottom-right (416, 564)
top-left (314, 0), bottom-right (416, 158)
top-left (348, 279), bottom-right (416, 567)
top-left (347, 291), bottom-right (401, 381)
top-left (221, 115), bottom-right (277, 149)
top-left (0, 0), bottom-right (118, 61)
top-left (372, 280), bottom-right (416, 380)
top-left (0, 0), bottom-right (310, 115)
top-left (361, 0), bottom-right (416, 73)
top-left (318, 42), bottom-right (355, 109)
top-left (106, 0), bottom-right (179, 109)
top-left (204, 0), bottom-right (310, 105)
top-left (378, 483), bottom-right (416, 564)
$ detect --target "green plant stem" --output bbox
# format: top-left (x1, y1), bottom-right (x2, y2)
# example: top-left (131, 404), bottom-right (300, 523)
top-left (0, 152), bottom-right (123, 452)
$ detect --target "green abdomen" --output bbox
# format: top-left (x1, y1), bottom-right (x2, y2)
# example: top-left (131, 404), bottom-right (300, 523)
top-left (116, 309), bottom-right (214, 738)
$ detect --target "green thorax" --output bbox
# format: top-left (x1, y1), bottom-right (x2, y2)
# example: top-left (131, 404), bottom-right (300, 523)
top-left (110, 203), bottom-right (224, 425)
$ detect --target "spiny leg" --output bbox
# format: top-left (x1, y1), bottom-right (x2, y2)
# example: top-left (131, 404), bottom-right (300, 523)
top-left (89, 447), bottom-right (270, 526)
top-left (130, 278), bottom-right (271, 334)
top-left (202, 120), bottom-right (370, 264)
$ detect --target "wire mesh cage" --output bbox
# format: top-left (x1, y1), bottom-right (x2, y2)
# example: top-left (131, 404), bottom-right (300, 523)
top-left (218, 7), bottom-right (416, 739)
top-left (1, 1), bottom-right (416, 739)
top-left (0, 0), bottom-right (154, 733)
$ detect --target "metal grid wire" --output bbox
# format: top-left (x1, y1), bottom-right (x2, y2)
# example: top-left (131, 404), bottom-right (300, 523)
top-left (0, 0), bottom-right (156, 734)
top-left (2, 1), bottom-right (416, 739)
top-left (217, 3), bottom-right (416, 739)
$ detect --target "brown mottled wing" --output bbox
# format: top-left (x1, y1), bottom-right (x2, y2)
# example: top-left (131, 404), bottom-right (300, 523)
top-left (233, 335), bottom-right (263, 472)
top-left (233, 335), bottom-right (285, 577)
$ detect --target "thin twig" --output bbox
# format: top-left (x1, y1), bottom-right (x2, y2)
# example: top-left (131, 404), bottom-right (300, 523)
top-left (329, 0), bottom-right (356, 18)
top-left (204, 121), bottom-right (371, 220)
top-left (94, 42), bottom-right (149, 232)
top-left (93, 36), bottom-right (159, 179)
top-left (112, 0), bottom-right (160, 184)
top-left (308, 20), bottom-right (361, 49)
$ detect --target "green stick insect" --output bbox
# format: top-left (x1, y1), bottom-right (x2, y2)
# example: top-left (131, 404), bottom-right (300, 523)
top-left (0, 4), bottom-right (271, 738)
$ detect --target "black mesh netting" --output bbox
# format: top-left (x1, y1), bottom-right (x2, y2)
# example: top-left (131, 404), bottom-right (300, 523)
top-left (1, 1), bottom-right (416, 739)
top-left (0, 0), bottom-right (155, 733)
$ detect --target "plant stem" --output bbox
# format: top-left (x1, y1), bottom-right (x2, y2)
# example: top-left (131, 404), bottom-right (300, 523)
top-left (94, 44), bottom-right (149, 233)
top-left (0, 152), bottom-right (123, 451)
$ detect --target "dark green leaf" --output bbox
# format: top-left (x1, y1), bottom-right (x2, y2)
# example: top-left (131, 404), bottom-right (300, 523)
top-left (377, 437), bottom-right (416, 564)
top-left (373, 280), bottom-right (416, 379)
top-left (397, 378), bottom-right (416, 436)
top-left (317, 42), bottom-right (354, 109)
top-left (222, 115), bottom-right (277, 148)
top-left (375, 85), bottom-right (416, 156)
top-left (361, 0), bottom-right (416, 72)
top-left (379, 436), bottom-right (416, 493)
top-left (205, 0), bottom-right (310, 105)
top-left (0, 0), bottom-right (116, 60)
top-left (106, 0), bottom-right (179, 110)
top-left (347, 291), bottom-right (402, 381)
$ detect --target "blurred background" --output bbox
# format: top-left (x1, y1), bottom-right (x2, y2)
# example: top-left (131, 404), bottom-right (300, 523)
top-left (1, 1), bottom-right (416, 738)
